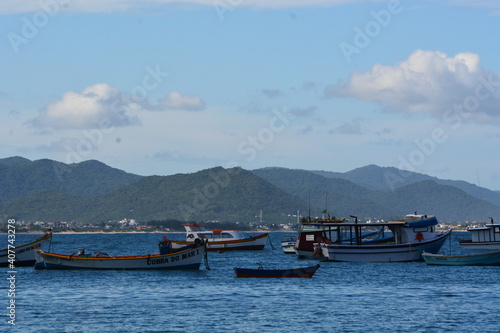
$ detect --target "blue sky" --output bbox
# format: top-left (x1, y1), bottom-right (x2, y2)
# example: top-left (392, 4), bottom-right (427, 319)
top-left (2, 0), bottom-right (500, 190)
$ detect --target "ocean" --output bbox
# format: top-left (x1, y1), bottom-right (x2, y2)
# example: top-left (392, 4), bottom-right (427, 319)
top-left (2, 231), bottom-right (499, 333)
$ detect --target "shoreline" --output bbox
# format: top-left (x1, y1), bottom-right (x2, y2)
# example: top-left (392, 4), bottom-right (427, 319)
top-left (0, 230), bottom-right (290, 235)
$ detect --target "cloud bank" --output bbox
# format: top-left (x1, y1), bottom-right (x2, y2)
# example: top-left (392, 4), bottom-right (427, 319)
top-left (325, 50), bottom-right (500, 123)
top-left (29, 83), bottom-right (206, 129)
top-left (0, 0), bottom-right (374, 14)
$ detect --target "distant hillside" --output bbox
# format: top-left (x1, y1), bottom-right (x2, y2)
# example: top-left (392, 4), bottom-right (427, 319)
top-left (0, 167), bottom-right (308, 223)
top-left (312, 164), bottom-right (500, 207)
top-left (0, 158), bottom-right (142, 203)
top-left (253, 167), bottom-right (500, 221)
top-left (1, 156), bottom-right (499, 223)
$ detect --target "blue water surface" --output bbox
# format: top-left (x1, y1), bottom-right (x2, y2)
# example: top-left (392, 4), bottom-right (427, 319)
top-left (1, 231), bottom-right (499, 333)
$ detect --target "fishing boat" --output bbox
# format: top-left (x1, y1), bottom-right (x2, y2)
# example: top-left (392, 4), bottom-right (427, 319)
top-left (293, 217), bottom-right (391, 259)
top-left (34, 239), bottom-right (207, 270)
top-left (169, 224), bottom-right (268, 251)
top-left (316, 213), bottom-right (451, 262)
top-left (459, 218), bottom-right (500, 250)
top-left (1, 231), bottom-right (52, 267)
top-left (281, 235), bottom-right (297, 254)
top-left (234, 263), bottom-right (320, 278)
top-left (422, 250), bottom-right (500, 266)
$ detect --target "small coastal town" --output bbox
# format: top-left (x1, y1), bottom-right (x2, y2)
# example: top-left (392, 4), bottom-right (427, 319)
top-left (0, 217), bottom-right (486, 233)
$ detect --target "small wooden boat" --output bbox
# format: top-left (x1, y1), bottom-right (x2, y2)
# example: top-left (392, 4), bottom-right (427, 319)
top-left (35, 240), bottom-right (207, 270)
top-left (169, 223), bottom-right (268, 251)
top-left (422, 250), bottom-right (500, 266)
top-left (234, 263), bottom-right (320, 278)
top-left (0, 231), bottom-right (52, 267)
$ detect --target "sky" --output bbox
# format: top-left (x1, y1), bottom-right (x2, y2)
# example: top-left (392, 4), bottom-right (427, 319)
top-left (1, 0), bottom-right (500, 190)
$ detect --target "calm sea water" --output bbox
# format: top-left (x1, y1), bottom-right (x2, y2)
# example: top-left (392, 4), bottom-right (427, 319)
top-left (2, 231), bottom-right (499, 333)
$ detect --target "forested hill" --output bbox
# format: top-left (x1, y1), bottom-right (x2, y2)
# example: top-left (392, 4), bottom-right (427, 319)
top-left (0, 157), bottom-right (142, 203)
top-left (1, 157), bottom-right (499, 223)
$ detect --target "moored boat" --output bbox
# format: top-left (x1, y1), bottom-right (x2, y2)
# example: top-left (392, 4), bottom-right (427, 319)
top-left (170, 224), bottom-right (268, 251)
top-left (459, 218), bottom-right (500, 250)
top-left (294, 217), bottom-right (391, 259)
top-left (234, 263), bottom-right (320, 278)
top-left (422, 250), bottom-right (500, 266)
top-left (1, 231), bottom-right (52, 267)
top-left (34, 239), bottom-right (207, 270)
top-left (281, 235), bottom-right (296, 254)
top-left (318, 213), bottom-right (451, 262)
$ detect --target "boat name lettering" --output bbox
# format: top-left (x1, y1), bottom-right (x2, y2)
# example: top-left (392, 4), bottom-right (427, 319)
top-left (182, 251), bottom-right (196, 260)
top-left (15, 244), bottom-right (37, 255)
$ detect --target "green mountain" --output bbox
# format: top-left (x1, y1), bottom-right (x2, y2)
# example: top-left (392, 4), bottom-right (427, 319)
top-left (0, 157), bottom-right (142, 203)
top-left (252, 167), bottom-right (500, 222)
top-left (0, 167), bottom-right (308, 223)
top-left (1, 156), bottom-right (499, 223)
top-left (312, 164), bottom-right (500, 207)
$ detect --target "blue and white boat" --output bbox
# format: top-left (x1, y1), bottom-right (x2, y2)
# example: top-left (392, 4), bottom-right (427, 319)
top-left (317, 214), bottom-right (451, 262)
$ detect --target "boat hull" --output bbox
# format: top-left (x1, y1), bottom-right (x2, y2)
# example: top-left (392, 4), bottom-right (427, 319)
top-left (35, 243), bottom-right (206, 270)
top-left (234, 264), bottom-right (320, 278)
top-left (459, 241), bottom-right (500, 250)
top-left (423, 250), bottom-right (500, 266)
top-left (0, 232), bottom-right (52, 267)
top-left (172, 233), bottom-right (268, 251)
top-left (321, 230), bottom-right (451, 263)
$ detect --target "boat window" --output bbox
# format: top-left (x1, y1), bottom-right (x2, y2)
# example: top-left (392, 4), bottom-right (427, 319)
top-left (200, 233), bottom-right (212, 238)
top-left (306, 235), bottom-right (315, 241)
top-left (495, 227), bottom-right (500, 233)
top-left (221, 233), bottom-right (234, 238)
top-left (413, 227), bottom-right (428, 233)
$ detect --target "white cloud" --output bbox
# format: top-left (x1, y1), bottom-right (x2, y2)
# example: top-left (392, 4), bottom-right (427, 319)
top-left (159, 91), bottom-right (206, 111)
top-left (30, 83), bottom-right (140, 129)
top-left (29, 83), bottom-right (206, 129)
top-left (325, 50), bottom-right (500, 123)
top-left (0, 0), bottom-right (377, 14)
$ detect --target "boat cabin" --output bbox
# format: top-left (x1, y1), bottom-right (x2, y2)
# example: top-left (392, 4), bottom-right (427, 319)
top-left (183, 224), bottom-right (248, 241)
top-left (467, 224), bottom-right (500, 243)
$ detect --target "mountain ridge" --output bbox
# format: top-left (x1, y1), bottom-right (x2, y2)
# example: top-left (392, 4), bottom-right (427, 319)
top-left (1, 156), bottom-right (499, 223)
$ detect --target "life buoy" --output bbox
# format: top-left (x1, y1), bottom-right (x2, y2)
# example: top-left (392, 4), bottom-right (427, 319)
top-left (415, 232), bottom-right (424, 241)
top-left (187, 234), bottom-right (195, 239)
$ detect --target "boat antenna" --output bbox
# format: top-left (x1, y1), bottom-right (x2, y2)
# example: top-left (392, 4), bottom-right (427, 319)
top-left (325, 191), bottom-right (328, 213)
top-left (476, 169), bottom-right (483, 200)
top-left (308, 190), bottom-right (311, 222)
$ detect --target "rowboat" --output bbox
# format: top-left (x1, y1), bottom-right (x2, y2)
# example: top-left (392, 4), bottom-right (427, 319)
top-left (459, 218), bottom-right (500, 250)
top-left (234, 264), bottom-right (320, 278)
top-left (34, 240), bottom-right (207, 270)
top-left (169, 223), bottom-right (268, 251)
top-left (422, 250), bottom-right (500, 266)
top-left (317, 214), bottom-right (452, 262)
top-left (0, 232), bottom-right (52, 267)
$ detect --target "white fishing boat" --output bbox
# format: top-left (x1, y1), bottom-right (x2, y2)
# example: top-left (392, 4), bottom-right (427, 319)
top-left (317, 214), bottom-right (451, 262)
top-left (281, 235), bottom-right (297, 254)
top-left (459, 218), bottom-right (500, 250)
top-left (0, 231), bottom-right (52, 267)
top-left (34, 240), bottom-right (207, 270)
top-left (169, 224), bottom-right (268, 251)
